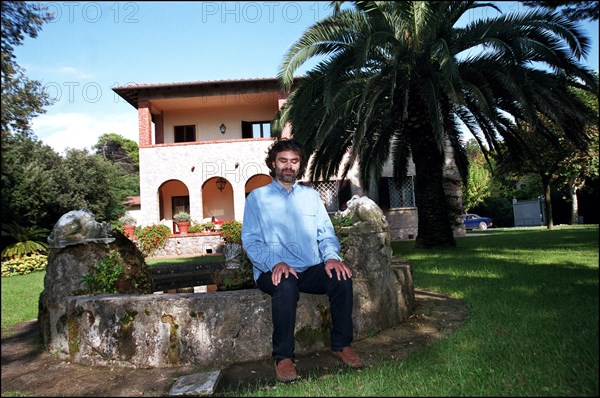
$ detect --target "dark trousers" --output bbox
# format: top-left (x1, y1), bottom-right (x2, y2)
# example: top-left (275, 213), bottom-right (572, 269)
top-left (256, 262), bottom-right (354, 361)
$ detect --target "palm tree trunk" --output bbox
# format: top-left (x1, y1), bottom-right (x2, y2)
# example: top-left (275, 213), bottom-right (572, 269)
top-left (408, 124), bottom-right (456, 249)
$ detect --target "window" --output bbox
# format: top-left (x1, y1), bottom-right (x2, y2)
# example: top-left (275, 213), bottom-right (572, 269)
top-left (174, 125), bottom-right (196, 143)
top-left (388, 176), bottom-right (415, 208)
top-left (242, 121), bottom-right (271, 138)
top-left (312, 181), bottom-right (339, 213)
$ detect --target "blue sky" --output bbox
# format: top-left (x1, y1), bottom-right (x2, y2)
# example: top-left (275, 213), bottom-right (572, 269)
top-left (15, 1), bottom-right (599, 154)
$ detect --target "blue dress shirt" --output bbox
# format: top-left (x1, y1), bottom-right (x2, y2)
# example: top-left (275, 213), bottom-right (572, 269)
top-left (242, 179), bottom-right (342, 281)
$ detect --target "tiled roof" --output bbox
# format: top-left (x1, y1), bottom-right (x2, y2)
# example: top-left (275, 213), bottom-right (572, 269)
top-left (112, 76), bottom-right (303, 108)
top-left (113, 76), bottom-right (283, 90)
top-left (123, 196), bottom-right (141, 206)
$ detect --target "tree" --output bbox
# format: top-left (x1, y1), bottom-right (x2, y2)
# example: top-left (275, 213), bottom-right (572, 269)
top-left (522, 1), bottom-right (599, 21)
top-left (276, 1), bottom-right (597, 248)
top-left (1, 136), bottom-right (138, 241)
top-left (93, 133), bottom-right (140, 199)
top-left (557, 85), bottom-right (599, 223)
top-left (497, 81), bottom-right (599, 227)
top-left (57, 148), bottom-right (133, 222)
top-left (1, 135), bottom-right (66, 230)
top-left (1, 1), bottom-right (54, 139)
top-left (462, 140), bottom-right (492, 212)
top-left (93, 133), bottom-right (140, 173)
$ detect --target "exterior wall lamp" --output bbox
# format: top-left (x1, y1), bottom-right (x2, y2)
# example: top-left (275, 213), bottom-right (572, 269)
top-left (216, 177), bottom-right (227, 191)
top-left (220, 123), bottom-right (226, 134)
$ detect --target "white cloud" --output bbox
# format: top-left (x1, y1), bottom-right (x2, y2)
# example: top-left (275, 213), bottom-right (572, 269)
top-left (55, 66), bottom-right (95, 79)
top-left (32, 112), bottom-right (138, 155)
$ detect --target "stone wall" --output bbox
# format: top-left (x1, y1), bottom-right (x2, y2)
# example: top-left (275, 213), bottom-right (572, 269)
top-left (148, 233), bottom-right (225, 257)
top-left (39, 199), bottom-right (415, 369)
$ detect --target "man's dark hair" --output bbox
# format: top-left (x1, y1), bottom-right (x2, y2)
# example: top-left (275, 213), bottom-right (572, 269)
top-left (265, 138), bottom-right (307, 178)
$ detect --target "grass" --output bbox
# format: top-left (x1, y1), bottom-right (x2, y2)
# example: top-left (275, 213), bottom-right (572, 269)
top-left (1, 271), bottom-right (45, 330)
top-left (236, 225), bottom-right (599, 396)
top-left (1, 225), bottom-right (597, 396)
top-left (146, 254), bottom-right (224, 267)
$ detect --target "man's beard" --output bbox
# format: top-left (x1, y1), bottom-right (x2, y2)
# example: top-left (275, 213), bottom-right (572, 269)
top-left (275, 168), bottom-right (297, 183)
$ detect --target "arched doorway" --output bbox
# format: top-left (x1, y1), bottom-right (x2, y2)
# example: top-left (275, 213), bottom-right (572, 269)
top-left (158, 179), bottom-right (190, 233)
top-left (202, 177), bottom-right (234, 221)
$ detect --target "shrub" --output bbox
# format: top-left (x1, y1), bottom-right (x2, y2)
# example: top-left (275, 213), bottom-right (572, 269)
top-left (211, 252), bottom-right (254, 290)
top-left (188, 221), bottom-right (204, 233)
top-left (220, 220), bottom-right (242, 244)
top-left (330, 213), bottom-right (355, 261)
top-left (1, 254), bottom-right (48, 277)
top-left (82, 251), bottom-right (124, 294)
top-left (201, 221), bottom-right (215, 231)
top-left (136, 224), bottom-right (171, 256)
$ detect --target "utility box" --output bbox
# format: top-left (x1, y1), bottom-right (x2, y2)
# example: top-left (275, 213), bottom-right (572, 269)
top-left (512, 197), bottom-right (546, 226)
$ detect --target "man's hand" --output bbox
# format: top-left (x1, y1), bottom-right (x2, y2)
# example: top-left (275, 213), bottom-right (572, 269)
top-left (272, 262), bottom-right (298, 286)
top-left (325, 259), bottom-right (352, 280)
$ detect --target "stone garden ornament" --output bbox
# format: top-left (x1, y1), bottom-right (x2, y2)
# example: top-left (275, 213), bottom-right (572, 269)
top-left (47, 209), bottom-right (115, 248)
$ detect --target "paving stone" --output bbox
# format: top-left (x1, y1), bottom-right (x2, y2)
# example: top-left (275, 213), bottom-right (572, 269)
top-left (169, 370), bottom-right (222, 396)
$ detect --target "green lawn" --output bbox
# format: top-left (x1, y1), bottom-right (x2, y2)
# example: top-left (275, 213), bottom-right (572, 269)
top-left (1, 271), bottom-right (45, 329)
top-left (1, 225), bottom-right (598, 396)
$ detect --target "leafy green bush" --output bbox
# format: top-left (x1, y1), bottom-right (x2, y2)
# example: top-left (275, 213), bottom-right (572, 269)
top-left (188, 221), bottom-right (204, 233)
top-left (220, 220), bottom-right (242, 243)
top-left (135, 224), bottom-right (171, 256)
top-left (211, 252), bottom-right (254, 290)
top-left (1, 254), bottom-right (48, 277)
top-left (330, 213), bottom-right (354, 260)
top-left (82, 251), bottom-right (124, 294)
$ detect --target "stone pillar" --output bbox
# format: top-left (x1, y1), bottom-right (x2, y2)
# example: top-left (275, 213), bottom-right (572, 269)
top-left (340, 220), bottom-right (415, 337)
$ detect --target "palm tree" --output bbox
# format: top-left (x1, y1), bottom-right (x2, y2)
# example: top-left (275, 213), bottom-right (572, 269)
top-left (275, 1), bottom-right (597, 248)
top-left (1, 222), bottom-right (49, 259)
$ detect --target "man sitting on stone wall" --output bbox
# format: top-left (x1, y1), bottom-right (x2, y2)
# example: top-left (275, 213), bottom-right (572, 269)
top-left (242, 139), bottom-right (364, 382)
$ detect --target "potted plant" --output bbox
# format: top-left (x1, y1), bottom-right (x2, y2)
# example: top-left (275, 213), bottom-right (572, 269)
top-left (173, 211), bottom-right (191, 235)
top-left (119, 214), bottom-right (137, 238)
top-left (201, 221), bottom-right (215, 232)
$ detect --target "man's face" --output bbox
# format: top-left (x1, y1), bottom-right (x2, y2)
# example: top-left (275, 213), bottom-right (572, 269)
top-left (273, 149), bottom-right (301, 184)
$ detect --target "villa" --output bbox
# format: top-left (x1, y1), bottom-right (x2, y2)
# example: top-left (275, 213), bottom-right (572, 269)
top-left (113, 77), bottom-right (421, 241)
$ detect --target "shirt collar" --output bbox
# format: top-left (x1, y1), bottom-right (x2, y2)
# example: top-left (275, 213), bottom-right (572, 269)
top-left (270, 179), bottom-right (299, 194)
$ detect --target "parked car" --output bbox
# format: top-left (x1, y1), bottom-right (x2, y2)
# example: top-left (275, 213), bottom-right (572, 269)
top-left (463, 213), bottom-right (493, 230)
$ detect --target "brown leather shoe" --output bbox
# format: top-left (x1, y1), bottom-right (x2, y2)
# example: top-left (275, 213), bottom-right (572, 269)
top-left (332, 347), bottom-right (364, 368)
top-left (274, 358), bottom-right (299, 382)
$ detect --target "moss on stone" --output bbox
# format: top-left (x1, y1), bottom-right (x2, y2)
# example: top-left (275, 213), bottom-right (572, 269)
top-left (117, 311), bottom-right (138, 360)
top-left (66, 315), bottom-right (80, 356)
top-left (295, 325), bottom-right (329, 349)
top-left (120, 311), bottom-right (138, 326)
top-left (161, 314), bottom-right (180, 365)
